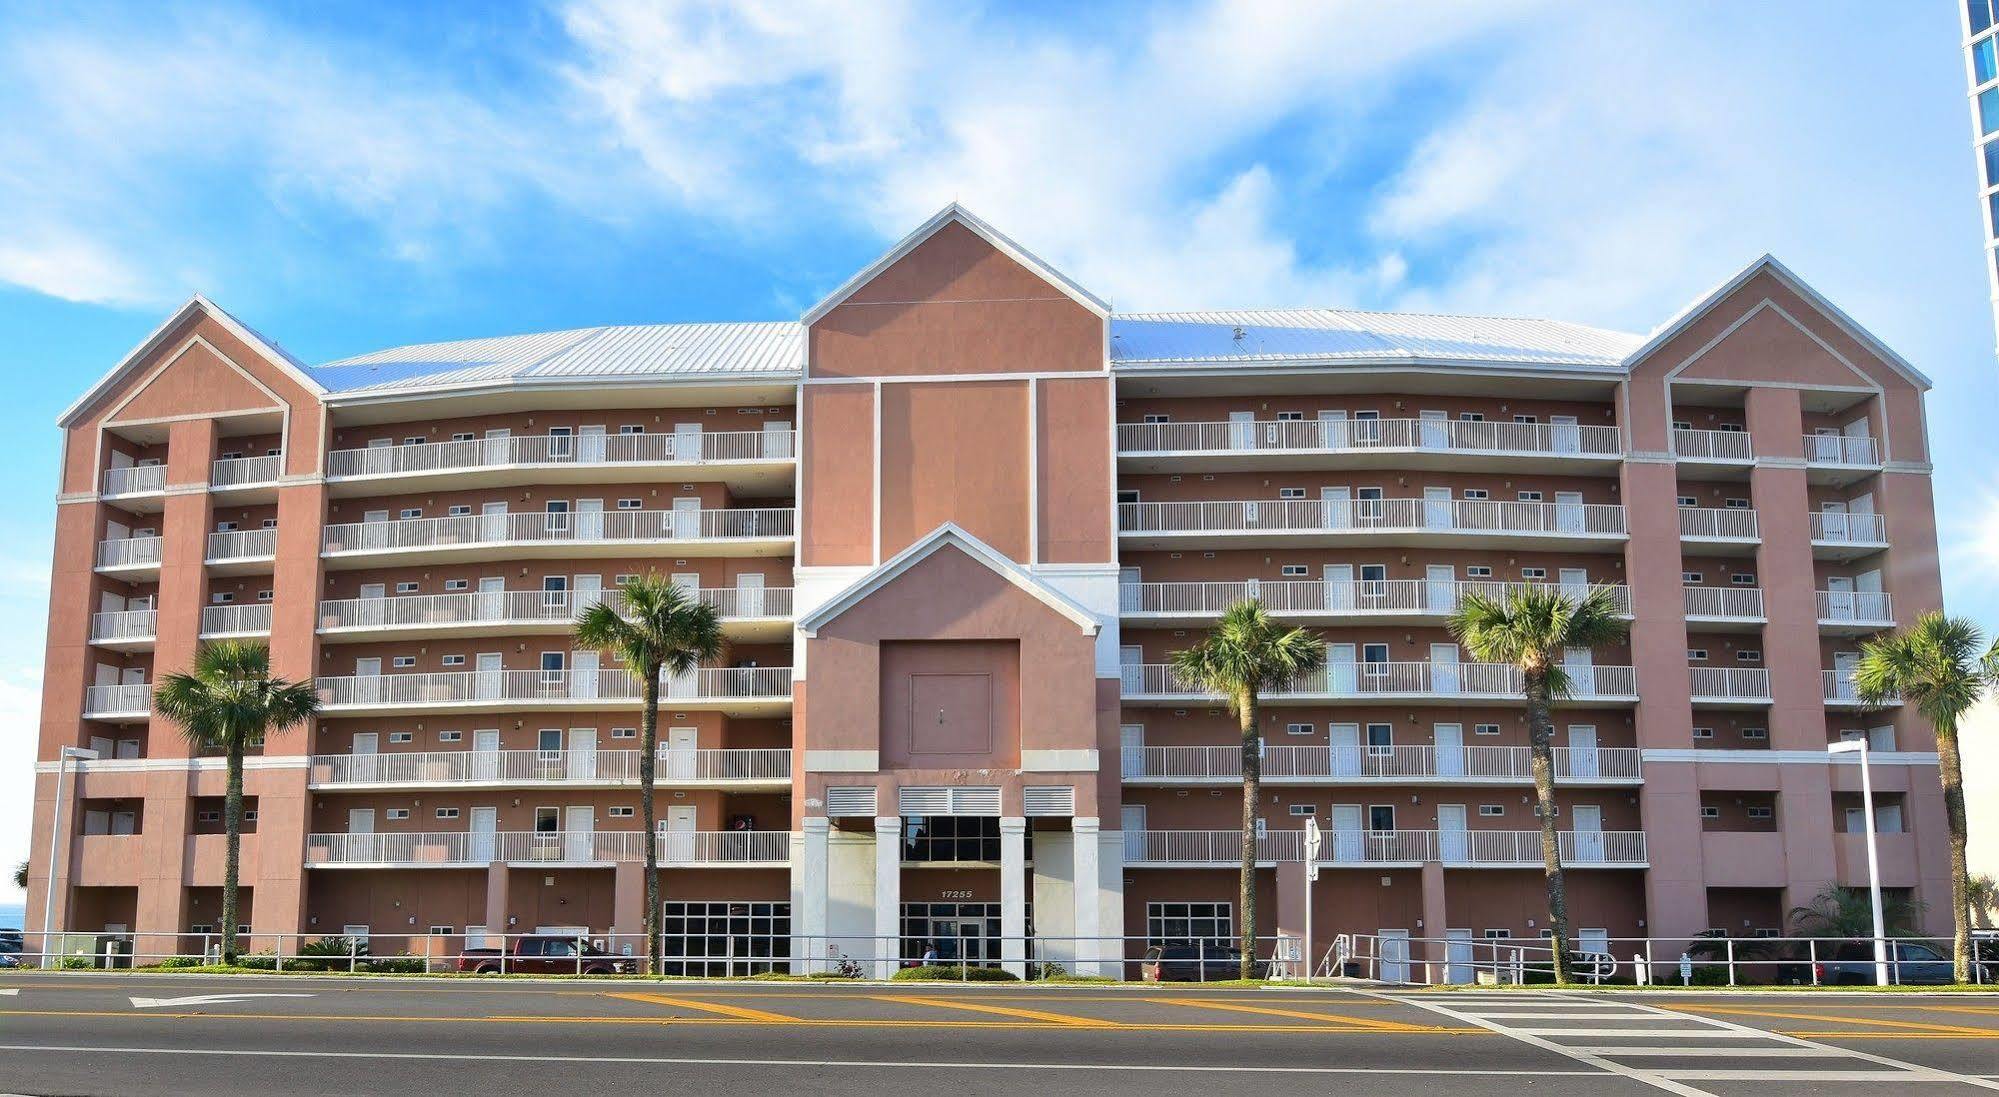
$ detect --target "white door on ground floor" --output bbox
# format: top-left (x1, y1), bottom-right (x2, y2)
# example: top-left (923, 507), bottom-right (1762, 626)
top-left (1445, 928), bottom-right (1474, 984)
top-left (1379, 929), bottom-right (1411, 984)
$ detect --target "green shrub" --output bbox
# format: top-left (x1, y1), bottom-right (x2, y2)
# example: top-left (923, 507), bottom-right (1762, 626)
top-left (55, 956), bottom-right (93, 970)
top-left (155, 956), bottom-right (203, 969)
top-left (803, 970), bottom-right (858, 980)
top-left (361, 955), bottom-right (427, 974)
top-left (891, 964), bottom-right (1019, 982)
top-left (236, 951), bottom-right (277, 970)
top-left (288, 936), bottom-right (365, 972)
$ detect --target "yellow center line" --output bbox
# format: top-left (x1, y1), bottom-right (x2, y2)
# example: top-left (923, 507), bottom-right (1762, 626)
top-left (603, 991), bottom-right (799, 1022)
top-left (1141, 997), bottom-right (1447, 1032)
top-left (865, 994), bottom-right (1119, 1027)
top-left (1673, 1005), bottom-right (1997, 1036)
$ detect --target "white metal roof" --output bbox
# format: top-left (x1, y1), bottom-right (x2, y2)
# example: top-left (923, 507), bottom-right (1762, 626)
top-left (307, 321), bottom-right (803, 396)
top-left (1108, 308), bottom-right (1645, 370)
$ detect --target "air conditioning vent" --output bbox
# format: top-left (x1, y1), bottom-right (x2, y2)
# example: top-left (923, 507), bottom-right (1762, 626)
top-left (897, 786), bottom-right (1001, 817)
top-left (1023, 786), bottom-right (1075, 817)
top-left (825, 787), bottom-right (878, 817)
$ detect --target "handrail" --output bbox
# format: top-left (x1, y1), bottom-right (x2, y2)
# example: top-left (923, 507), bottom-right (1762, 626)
top-left (1678, 507), bottom-right (1759, 540)
top-left (1117, 498), bottom-right (1625, 536)
top-left (1671, 429), bottom-right (1754, 461)
top-left (304, 829), bottom-right (792, 865)
top-left (318, 587), bottom-right (792, 630)
top-left (1119, 579), bottom-right (1629, 616)
top-left (1121, 828), bottom-right (1645, 866)
top-left (1683, 587), bottom-right (1764, 619)
top-left (1810, 511), bottom-right (1887, 544)
top-left (1116, 418), bottom-right (1620, 457)
top-left (316, 666), bottom-right (793, 707)
top-left (1816, 590), bottom-right (1892, 622)
top-left (95, 536), bottom-right (163, 569)
top-left (326, 430), bottom-right (795, 478)
top-left (89, 609), bottom-right (157, 642)
top-left (207, 528), bottom-right (279, 560)
top-left (310, 747), bottom-right (792, 786)
top-left (323, 508), bottom-right (794, 553)
top-left (211, 454), bottom-right (283, 487)
top-left (202, 603), bottom-right (275, 635)
top-left (1802, 434), bottom-right (1879, 465)
top-left (84, 683), bottom-right (151, 715)
top-left (1120, 661), bottom-right (1636, 700)
top-left (101, 465), bottom-right (166, 496)
top-left (1689, 667), bottom-right (1771, 700)
top-left (1121, 744), bottom-right (1641, 782)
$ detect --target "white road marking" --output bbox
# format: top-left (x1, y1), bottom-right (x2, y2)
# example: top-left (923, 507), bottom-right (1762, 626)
top-left (1510, 1028), bottom-right (1765, 1038)
top-left (0, 990), bottom-right (16, 996)
top-left (129, 993), bottom-right (315, 1009)
top-left (1568, 1046), bottom-right (1850, 1058)
top-left (0, 1044), bottom-right (1608, 1077)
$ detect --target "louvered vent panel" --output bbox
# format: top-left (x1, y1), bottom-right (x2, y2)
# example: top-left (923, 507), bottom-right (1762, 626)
top-left (951, 787), bottom-right (1002, 816)
top-left (1022, 786), bottom-right (1075, 817)
top-left (897, 787), bottom-right (952, 815)
top-left (824, 786), bottom-right (878, 818)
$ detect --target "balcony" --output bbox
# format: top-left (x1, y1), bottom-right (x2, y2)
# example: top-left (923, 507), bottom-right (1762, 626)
top-left (1689, 667), bottom-right (1772, 706)
top-left (1671, 428), bottom-right (1754, 470)
top-left (1117, 498), bottom-right (1626, 551)
top-left (1683, 586), bottom-right (1765, 629)
top-left (1677, 507), bottom-right (1759, 553)
top-left (308, 747), bottom-right (791, 789)
top-left (1121, 828), bottom-right (1645, 868)
top-left (1817, 590), bottom-right (1893, 635)
top-left (206, 528), bottom-right (278, 574)
top-left (1803, 434), bottom-right (1881, 485)
top-left (323, 430), bottom-right (796, 496)
top-left (1118, 579), bottom-right (1630, 626)
top-left (89, 609), bottom-right (157, 650)
top-left (317, 587), bottom-right (793, 644)
top-left (314, 666), bottom-right (793, 716)
top-left (210, 454), bottom-right (284, 501)
top-left (1120, 661), bottom-right (1637, 705)
top-left (1824, 670), bottom-right (1899, 710)
top-left (1810, 512), bottom-right (1888, 560)
top-left (1121, 744), bottom-right (1641, 785)
top-left (1115, 417), bottom-right (1621, 473)
top-left (83, 683), bottom-right (150, 721)
top-left (101, 464), bottom-right (167, 500)
top-left (304, 829), bottom-right (792, 867)
top-left (320, 507), bottom-right (794, 567)
top-left (201, 603), bottom-right (274, 638)
top-left (95, 535), bottom-right (163, 577)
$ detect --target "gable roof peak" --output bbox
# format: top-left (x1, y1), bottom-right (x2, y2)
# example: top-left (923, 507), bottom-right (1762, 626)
top-left (796, 522), bottom-right (1101, 637)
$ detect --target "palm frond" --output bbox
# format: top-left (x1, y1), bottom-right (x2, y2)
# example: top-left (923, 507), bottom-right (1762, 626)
top-left (1170, 600), bottom-right (1327, 722)
top-left (1854, 613), bottom-right (1992, 731)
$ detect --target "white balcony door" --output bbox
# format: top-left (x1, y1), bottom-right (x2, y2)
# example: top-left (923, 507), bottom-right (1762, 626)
top-left (1318, 408), bottom-right (1348, 449)
top-left (670, 572), bottom-right (700, 600)
top-left (1563, 647), bottom-right (1595, 695)
top-left (1426, 565), bottom-right (1456, 613)
top-left (736, 572), bottom-right (765, 617)
top-left (1833, 650), bottom-right (1861, 698)
top-left (484, 428), bottom-right (511, 466)
top-left (352, 657), bottom-right (382, 704)
top-left (476, 653), bottom-right (503, 699)
top-left (1571, 804), bottom-right (1604, 862)
top-left (1559, 568), bottom-right (1589, 601)
top-left (1429, 643), bottom-right (1461, 694)
top-left (1810, 426), bottom-right (1841, 462)
top-left (570, 650), bottom-right (600, 699)
top-left (573, 573), bottom-right (603, 611)
top-left (476, 577), bottom-right (504, 620)
top-left (1423, 487), bottom-right (1453, 529)
top-left (1850, 493), bottom-right (1876, 538)
top-left (663, 805), bottom-right (697, 863)
top-left (544, 500), bottom-right (570, 537)
top-left (1120, 804), bottom-right (1147, 860)
top-left (473, 729), bottom-right (500, 780)
top-left (1824, 575), bottom-right (1855, 620)
top-left (575, 498), bottom-right (604, 540)
top-left (348, 808), bottom-right (375, 835)
top-left (1331, 803), bottom-right (1364, 862)
top-left (351, 732), bottom-right (379, 784)
top-left (665, 726), bottom-right (698, 780)
top-left (1551, 414), bottom-right (1581, 454)
top-left (1445, 928), bottom-right (1475, 984)
top-left (762, 419), bottom-right (793, 459)
top-left (1118, 567), bottom-right (1141, 612)
top-left (578, 424), bottom-right (606, 463)
top-left (672, 496), bottom-right (701, 538)
top-left (1321, 486), bottom-right (1350, 529)
top-left (480, 501), bottom-right (509, 542)
top-left (1567, 725), bottom-right (1599, 779)
top-left (1820, 500), bottom-right (1849, 540)
top-left (362, 509), bottom-right (389, 550)
top-left (1229, 410), bottom-right (1255, 450)
top-left (567, 728), bottom-right (597, 780)
top-left (1120, 644), bottom-right (1144, 693)
top-left (1555, 491), bottom-right (1585, 533)
top-left (1433, 723), bottom-right (1464, 778)
top-left (470, 806), bottom-right (497, 861)
top-left (1119, 724), bottom-right (1145, 778)
top-left (1324, 563), bottom-right (1353, 610)
top-left (565, 806), bottom-right (594, 861)
top-left (1329, 722), bottom-right (1360, 777)
top-left (1437, 803), bottom-right (1468, 861)
top-left (673, 422), bottom-right (703, 463)
top-left (1328, 643), bottom-right (1356, 694)
top-left (1419, 409), bottom-right (1448, 448)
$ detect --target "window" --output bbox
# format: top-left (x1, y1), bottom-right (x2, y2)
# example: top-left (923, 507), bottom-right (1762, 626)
top-left (1730, 573), bottom-right (1755, 585)
top-left (396, 582), bottom-right (419, 594)
top-left (389, 732), bottom-right (413, 744)
top-left (445, 579), bottom-right (469, 591)
top-left (1280, 565), bottom-right (1308, 577)
top-left (1718, 423), bottom-right (1744, 433)
top-left (393, 656), bottom-right (416, 668)
top-left (1278, 488), bottom-right (1306, 500)
top-left (1742, 727), bottom-right (1767, 740)
top-left (1687, 649), bottom-right (1708, 661)
top-left (611, 727), bottom-right (637, 739)
top-left (1142, 414), bottom-right (1170, 425)
top-left (211, 592), bottom-right (235, 604)
top-left (1693, 726), bottom-right (1715, 739)
top-left (190, 924), bottom-right (215, 935)
top-left (1521, 567), bottom-right (1547, 580)
top-left (1672, 420), bottom-right (1692, 431)
top-left (1479, 805), bottom-right (1505, 817)
top-left (1700, 806), bottom-right (1721, 819)
top-left (257, 589), bottom-right (273, 601)
top-left (442, 655), bottom-right (466, 667)
top-left (219, 451), bottom-right (243, 461)
top-left (1516, 491), bottom-right (1543, 502)
top-left (1682, 572), bottom-right (1703, 584)
top-left (618, 498), bottom-right (642, 509)
top-left (1459, 412), bottom-right (1485, 422)
top-left (1466, 566), bottom-right (1492, 578)
top-left (1361, 644), bottom-right (1390, 664)
top-left (1677, 496), bottom-right (1698, 508)
top-left (196, 810), bottom-right (220, 823)
top-left (1513, 414), bottom-right (1538, 424)
top-left (1473, 723), bottom-right (1501, 736)
top-left (1737, 650), bottom-right (1761, 662)
top-left (1285, 722), bottom-right (1314, 736)
top-left (1116, 490), bottom-right (1141, 505)
top-left (1747, 806), bottom-right (1773, 820)
top-left (261, 518), bottom-right (278, 529)
top-left (400, 508), bottom-right (423, 520)
top-left (1276, 411), bottom-right (1304, 421)
top-left (1724, 498), bottom-right (1750, 509)
top-left (448, 505), bottom-right (471, 517)
top-left (436, 807), bottom-right (460, 820)
top-left (403, 436), bottom-right (424, 446)
top-left (1367, 805), bottom-right (1395, 831)
top-left (386, 808), bottom-right (411, 821)
top-left (1288, 804), bottom-right (1317, 816)
top-left (451, 432), bottom-right (475, 442)
top-left (1462, 488), bottom-right (1490, 500)
top-left (1483, 929), bottom-right (1510, 940)
top-left (615, 574), bottom-right (638, 585)
top-left (243, 809), bottom-right (258, 822)
top-left (620, 424), bottom-right (647, 434)
top-left (439, 730), bottom-right (462, 742)
top-left (1146, 901), bottom-right (1231, 948)
top-left (216, 521), bottom-right (239, 532)
top-left (609, 806), bottom-right (635, 818)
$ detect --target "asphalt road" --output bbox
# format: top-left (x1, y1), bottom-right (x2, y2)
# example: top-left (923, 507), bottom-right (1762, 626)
top-left (3, 973), bottom-right (1999, 1095)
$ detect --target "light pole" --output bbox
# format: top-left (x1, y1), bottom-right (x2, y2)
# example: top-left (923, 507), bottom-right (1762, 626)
top-left (1302, 816), bottom-right (1321, 980)
top-left (1829, 738), bottom-right (1889, 986)
top-left (40, 745), bottom-right (99, 965)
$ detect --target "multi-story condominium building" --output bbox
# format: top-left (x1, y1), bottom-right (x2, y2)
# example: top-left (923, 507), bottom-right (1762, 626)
top-left (25, 206), bottom-right (1951, 978)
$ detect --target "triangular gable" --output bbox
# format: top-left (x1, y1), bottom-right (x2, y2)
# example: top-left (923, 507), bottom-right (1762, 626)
top-left (801, 203), bottom-right (1109, 327)
top-left (1622, 255), bottom-right (1931, 390)
top-left (58, 295), bottom-right (325, 427)
top-left (106, 335), bottom-right (285, 424)
top-left (797, 522), bottom-right (1100, 638)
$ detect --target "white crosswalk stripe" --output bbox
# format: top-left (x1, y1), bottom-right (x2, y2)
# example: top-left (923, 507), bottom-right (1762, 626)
top-left (1365, 990), bottom-right (1999, 1094)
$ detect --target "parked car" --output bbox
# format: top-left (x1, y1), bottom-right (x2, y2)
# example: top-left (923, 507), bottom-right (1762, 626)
top-left (0, 929), bottom-right (23, 955)
top-left (1142, 943), bottom-right (1243, 982)
top-left (455, 935), bottom-right (636, 975)
top-left (1777, 939), bottom-right (1995, 986)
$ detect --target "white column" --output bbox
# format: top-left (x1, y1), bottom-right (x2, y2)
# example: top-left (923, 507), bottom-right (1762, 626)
top-left (797, 817), bottom-right (829, 974)
top-left (1072, 817), bottom-right (1101, 977)
top-left (1000, 816), bottom-right (1027, 978)
top-left (873, 816), bottom-right (902, 978)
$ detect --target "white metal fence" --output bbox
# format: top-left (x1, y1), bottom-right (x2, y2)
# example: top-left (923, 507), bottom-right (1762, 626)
top-left (89, 609), bottom-right (156, 643)
top-left (309, 747), bottom-right (792, 786)
top-left (315, 666), bottom-right (793, 708)
top-left (1677, 506), bottom-right (1759, 540)
top-left (201, 603), bottom-right (275, 636)
top-left (1121, 744), bottom-right (1640, 782)
top-left (1688, 666), bottom-right (1771, 701)
top-left (1119, 578), bottom-right (1629, 617)
top-left (323, 508), bottom-right (793, 554)
top-left (83, 683), bottom-right (150, 716)
top-left (1816, 590), bottom-right (1892, 623)
top-left (207, 528), bottom-right (278, 560)
top-left (317, 586), bottom-right (792, 631)
top-left (1121, 828), bottom-right (1645, 866)
top-left (95, 536), bottom-right (163, 569)
top-left (1116, 418), bottom-right (1620, 457)
top-left (1118, 498), bottom-right (1625, 537)
top-left (326, 430), bottom-right (795, 478)
top-left (1810, 511), bottom-right (1887, 544)
top-left (1333, 932), bottom-right (1989, 987)
top-left (101, 464), bottom-right (166, 495)
top-left (304, 829), bottom-right (791, 865)
top-left (1683, 586), bottom-right (1764, 618)
top-left (1670, 429), bottom-right (1754, 461)
top-left (1803, 434), bottom-right (1879, 465)
top-left (211, 454), bottom-right (283, 487)
top-left (1120, 660), bottom-right (1637, 700)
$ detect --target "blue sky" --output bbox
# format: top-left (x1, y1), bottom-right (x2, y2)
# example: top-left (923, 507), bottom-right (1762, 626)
top-left (3, 1), bottom-right (1997, 901)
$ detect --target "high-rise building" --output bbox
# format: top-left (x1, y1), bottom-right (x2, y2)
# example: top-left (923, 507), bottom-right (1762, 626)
top-left (1964, 0), bottom-right (1999, 342)
top-left (24, 206), bottom-right (1950, 978)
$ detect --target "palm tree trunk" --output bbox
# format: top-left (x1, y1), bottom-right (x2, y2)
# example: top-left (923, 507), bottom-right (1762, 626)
top-left (1525, 671), bottom-right (1570, 985)
top-left (1238, 691), bottom-right (1260, 980)
top-left (222, 736), bottom-right (245, 966)
top-left (1936, 722), bottom-right (1973, 982)
top-left (639, 664), bottom-right (662, 977)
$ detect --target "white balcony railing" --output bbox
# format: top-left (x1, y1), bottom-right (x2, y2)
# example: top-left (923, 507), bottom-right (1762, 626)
top-left (1120, 661), bottom-right (1636, 701)
top-left (89, 609), bottom-right (157, 643)
top-left (305, 829), bottom-right (791, 865)
top-left (322, 508), bottom-right (793, 554)
top-left (1121, 744), bottom-right (1640, 782)
top-left (310, 747), bottom-right (791, 787)
top-left (96, 536), bottom-right (163, 570)
top-left (1810, 512), bottom-right (1887, 544)
top-left (202, 603), bottom-right (274, 636)
top-left (1119, 579), bottom-right (1629, 618)
top-left (1683, 587), bottom-right (1765, 619)
top-left (316, 666), bottom-right (793, 708)
top-left (1816, 590), bottom-right (1892, 623)
top-left (326, 430), bottom-right (795, 479)
top-left (207, 528), bottom-right (278, 560)
top-left (1803, 434), bottom-right (1879, 465)
top-left (84, 683), bottom-right (150, 716)
top-left (1824, 670), bottom-right (1897, 706)
top-left (1121, 828), bottom-right (1645, 866)
top-left (102, 464), bottom-right (166, 496)
top-left (211, 454), bottom-right (283, 487)
top-left (1671, 429), bottom-right (1754, 462)
top-left (1116, 418), bottom-right (1620, 458)
top-left (1689, 667), bottom-right (1771, 701)
top-left (1118, 498), bottom-right (1625, 538)
top-left (317, 587), bottom-right (792, 632)
top-left (1678, 507), bottom-right (1759, 540)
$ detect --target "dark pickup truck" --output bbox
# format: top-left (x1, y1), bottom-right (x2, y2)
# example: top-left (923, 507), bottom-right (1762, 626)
top-left (455, 935), bottom-right (636, 975)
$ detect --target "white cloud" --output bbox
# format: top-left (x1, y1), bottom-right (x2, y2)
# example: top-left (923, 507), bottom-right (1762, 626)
top-left (0, 231), bottom-right (152, 307)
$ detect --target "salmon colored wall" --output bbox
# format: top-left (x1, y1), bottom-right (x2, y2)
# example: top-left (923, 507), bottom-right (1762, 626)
top-left (798, 383), bottom-right (875, 566)
top-left (878, 380), bottom-right (1031, 560)
top-left (1037, 376), bottom-right (1114, 563)
top-left (877, 640), bottom-right (1021, 769)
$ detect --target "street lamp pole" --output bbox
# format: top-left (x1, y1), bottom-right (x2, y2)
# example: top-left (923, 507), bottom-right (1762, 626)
top-left (1829, 738), bottom-right (1889, 987)
top-left (40, 745), bottom-right (100, 965)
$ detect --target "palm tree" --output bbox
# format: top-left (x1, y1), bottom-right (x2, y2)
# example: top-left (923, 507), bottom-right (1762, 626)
top-left (1970, 874), bottom-right (1998, 931)
top-left (574, 574), bottom-right (723, 975)
top-left (1170, 600), bottom-right (1327, 979)
top-left (1448, 586), bottom-right (1627, 984)
top-left (152, 641), bottom-right (319, 964)
top-left (1851, 612), bottom-right (1999, 982)
top-left (1790, 885), bottom-right (1927, 939)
